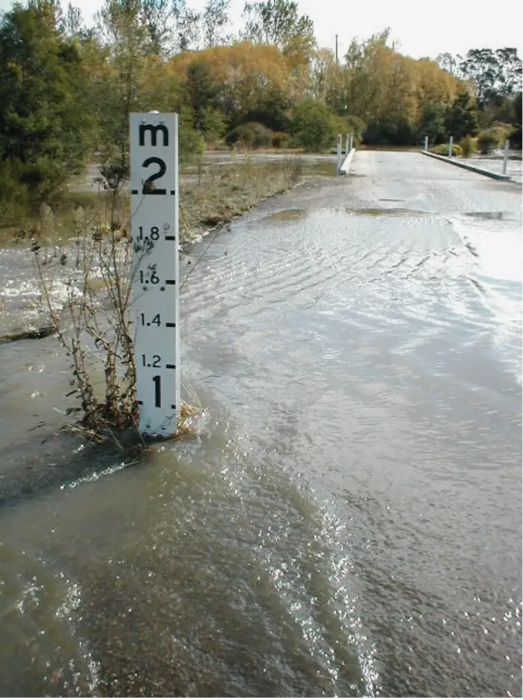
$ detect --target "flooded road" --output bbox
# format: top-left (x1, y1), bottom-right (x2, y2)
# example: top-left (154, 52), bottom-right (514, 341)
top-left (0, 151), bottom-right (521, 696)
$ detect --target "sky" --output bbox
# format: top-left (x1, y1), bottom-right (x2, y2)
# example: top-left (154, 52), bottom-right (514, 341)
top-left (1, 0), bottom-right (522, 60)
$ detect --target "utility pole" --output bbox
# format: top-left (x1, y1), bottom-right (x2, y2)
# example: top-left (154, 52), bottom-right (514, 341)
top-left (335, 34), bottom-right (338, 64)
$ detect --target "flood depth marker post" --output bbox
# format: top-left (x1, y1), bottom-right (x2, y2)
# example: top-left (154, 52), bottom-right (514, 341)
top-left (129, 112), bottom-right (180, 438)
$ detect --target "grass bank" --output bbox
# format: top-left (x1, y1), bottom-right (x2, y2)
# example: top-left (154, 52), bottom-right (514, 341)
top-left (0, 155), bottom-right (306, 248)
top-left (179, 154), bottom-right (304, 241)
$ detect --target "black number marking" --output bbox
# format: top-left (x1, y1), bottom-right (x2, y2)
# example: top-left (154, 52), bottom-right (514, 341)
top-left (139, 270), bottom-right (160, 285)
top-left (140, 313), bottom-right (162, 326)
top-left (142, 157), bottom-right (166, 195)
top-left (153, 375), bottom-right (161, 407)
top-left (137, 226), bottom-right (161, 241)
top-left (142, 354), bottom-right (161, 367)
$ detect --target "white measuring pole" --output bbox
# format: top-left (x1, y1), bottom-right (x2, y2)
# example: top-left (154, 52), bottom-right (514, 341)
top-left (503, 139), bottom-right (509, 174)
top-left (336, 134), bottom-right (342, 174)
top-left (345, 133), bottom-right (349, 156)
top-left (448, 136), bottom-right (453, 158)
top-left (129, 112), bottom-right (180, 438)
top-left (424, 135), bottom-right (429, 151)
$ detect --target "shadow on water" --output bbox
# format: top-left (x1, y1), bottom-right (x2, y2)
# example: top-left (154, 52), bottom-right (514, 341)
top-left (0, 428), bottom-right (143, 509)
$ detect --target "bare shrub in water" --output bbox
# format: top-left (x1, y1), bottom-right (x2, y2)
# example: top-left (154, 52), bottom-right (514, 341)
top-left (28, 200), bottom-right (139, 439)
top-left (18, 156), bottom-right (303, 444)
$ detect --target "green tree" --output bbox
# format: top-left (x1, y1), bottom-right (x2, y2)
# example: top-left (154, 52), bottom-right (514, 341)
top-left (290, 98), bottom-right (336, 151)
top-left (511, 91), bottom-right (522, 147)
top-left (418, 103), bottom-right (446, 144)
top-left (184, 60), bottom-right (220, 133)
top-left (444, 91), bottom-right (479, 140)
top-left (172, 0), bottom-right (201, 52)
top-left (459, 48), bottom-right (522, 107)
top-left (200, 107), bottom-right (227, 143)
top-left (0, 0), bottom-right (92, 204)
top-left (59, 2), bottom-right (83, 38)
top-left (242, 0), bottom-right (315, 62)
top-left (202, 0), bottom-right (231, 47)
top-left (436, 52), bottom-right (458, 75)
top-left (178, 105), bottom-right (205, 160)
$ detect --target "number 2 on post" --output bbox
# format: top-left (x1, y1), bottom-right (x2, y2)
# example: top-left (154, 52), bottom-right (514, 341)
top-left (142, 157), bottom-right (166, 195)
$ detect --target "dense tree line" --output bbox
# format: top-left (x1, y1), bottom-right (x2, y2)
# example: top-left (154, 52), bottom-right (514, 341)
top-left (0, 0), bottom-right (521, 212)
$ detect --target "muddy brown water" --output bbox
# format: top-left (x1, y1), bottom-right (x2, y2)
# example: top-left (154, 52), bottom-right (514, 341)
top-left (0, 152), bottom-right (521, 697)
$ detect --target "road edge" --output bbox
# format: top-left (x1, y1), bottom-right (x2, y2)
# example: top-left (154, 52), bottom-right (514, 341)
top-left (339, 148), bottom-right (356, 175)
top-left (420, 150), bottom-right (512, 181)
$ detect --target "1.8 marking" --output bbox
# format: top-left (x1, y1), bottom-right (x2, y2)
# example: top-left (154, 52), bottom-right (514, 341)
top-left (137, 226), bottom-right (160, 241)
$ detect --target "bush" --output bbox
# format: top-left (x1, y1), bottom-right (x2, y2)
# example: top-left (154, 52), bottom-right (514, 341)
top-left (333, 114), bottom-right (367, 146)
top-left (0, 159), bottom-right (30, 223)
top-left (179, 108), bottom-right (205, 163)
top-left (290, 99), bottom-right (337, 152)
top-left (272, 132), bottom-right (291, 148)
top-left (477, 129), bottom-right (500, 154)
top-left (432, 143), bottom-right (463, 157)
top-left (477, 124), bottom-right (513, 154)
top-left (201, 107), bottom-right (227, 145)
top-left (363, 117), bottom-right (417, 146)
top-left (459, 135), bottom-right (478, 157)
top-left (225, 122), bottom-right (275, 149)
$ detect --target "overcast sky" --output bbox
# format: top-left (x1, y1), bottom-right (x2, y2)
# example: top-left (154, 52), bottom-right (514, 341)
top-left (1, 0), bottom-right (522, 60)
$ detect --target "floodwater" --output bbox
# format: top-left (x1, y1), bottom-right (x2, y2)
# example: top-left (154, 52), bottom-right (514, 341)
top-left (0, 152), bottom-right (521, 697)
top-left (464, 153), bottom-right (522, 184)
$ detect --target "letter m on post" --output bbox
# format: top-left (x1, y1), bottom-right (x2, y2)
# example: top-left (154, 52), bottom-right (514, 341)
top-left (139, 123), bottom-right (169, 147)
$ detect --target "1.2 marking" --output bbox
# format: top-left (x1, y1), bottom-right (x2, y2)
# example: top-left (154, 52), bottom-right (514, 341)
top-left (142, 354), bottom-right (161, 368)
